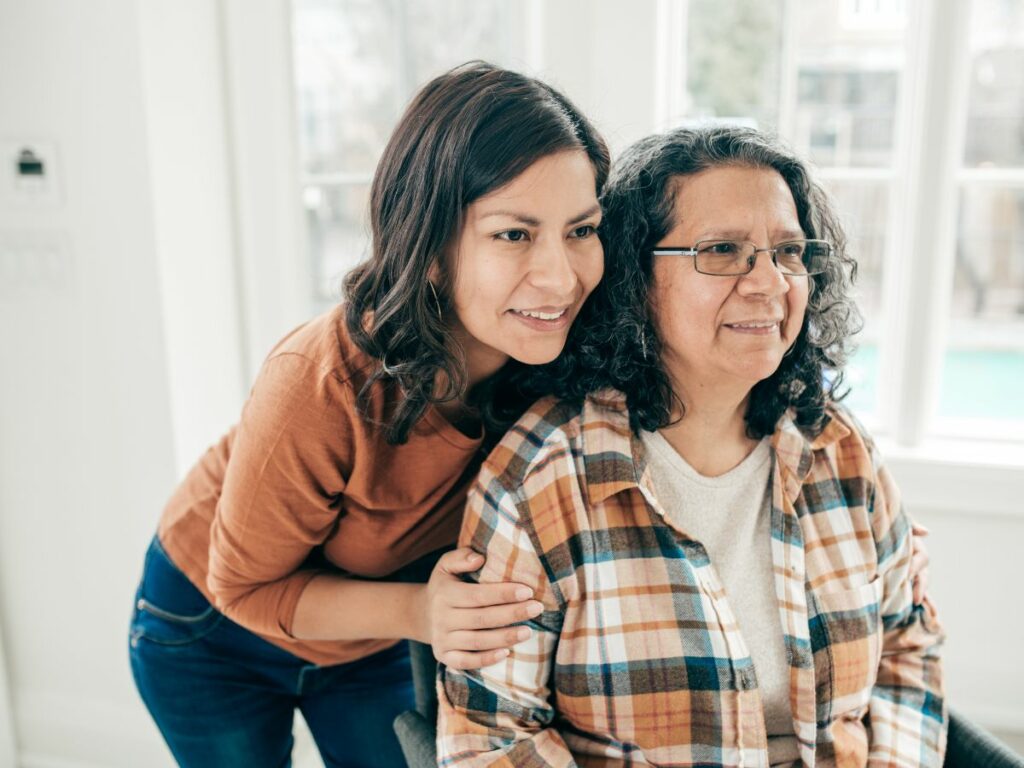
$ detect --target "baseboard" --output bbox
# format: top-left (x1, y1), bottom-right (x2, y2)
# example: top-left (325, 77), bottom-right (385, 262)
top-left (18, 753), bottom-right (106, 768)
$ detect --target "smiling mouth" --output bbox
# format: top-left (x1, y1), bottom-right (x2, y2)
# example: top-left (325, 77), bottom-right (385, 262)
top-left (723, 320), bottom-right (783, 337)
top-left (724, 320), bottom-right (780, 330)
top-left (510, 308), bottom-right (569, 321)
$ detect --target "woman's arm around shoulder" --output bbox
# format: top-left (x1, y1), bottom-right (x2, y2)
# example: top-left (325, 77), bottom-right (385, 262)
top-left (438, 404), bottom-right (586, 768)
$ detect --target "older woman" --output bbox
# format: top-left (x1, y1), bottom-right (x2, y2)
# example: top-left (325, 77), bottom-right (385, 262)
top-left (437, 126), bottom-right (946, 767)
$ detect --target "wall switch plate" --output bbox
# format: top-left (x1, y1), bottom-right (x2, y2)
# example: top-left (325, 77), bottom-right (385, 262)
top-left (0, 139), bottom-right (62, 208)
top-left (0, 230), bottom-right (74, 301)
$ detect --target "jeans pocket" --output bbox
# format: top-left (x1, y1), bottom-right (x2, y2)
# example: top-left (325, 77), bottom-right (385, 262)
top-left (130, 537), bottom-right (223, 648)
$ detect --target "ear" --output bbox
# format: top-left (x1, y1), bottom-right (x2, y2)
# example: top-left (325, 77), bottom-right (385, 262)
top-left (427, 261), bottom-right (441, 285)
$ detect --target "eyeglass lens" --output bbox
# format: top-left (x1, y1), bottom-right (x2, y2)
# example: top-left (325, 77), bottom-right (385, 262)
top-left (695, 240), bottom-right (830, 275)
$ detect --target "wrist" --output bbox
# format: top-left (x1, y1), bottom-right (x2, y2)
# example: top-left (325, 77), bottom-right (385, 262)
top-left (400, 582), bottom-right (431, 644)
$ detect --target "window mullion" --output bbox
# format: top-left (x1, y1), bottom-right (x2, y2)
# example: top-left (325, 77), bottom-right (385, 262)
top-left (654, 0), bottom-right (688, 130)
top-left (394, 0), bottom-right (413, 106)
top-left (776, 0), bottom-right (797, 139)
top-left (524, 0), bottom-right (546, 71)
top-left (885, 0), bottom-right (973, 447)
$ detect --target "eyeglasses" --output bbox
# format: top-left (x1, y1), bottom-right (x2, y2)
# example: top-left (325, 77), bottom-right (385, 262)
top-left (652, 239), bottom-right (832, 276)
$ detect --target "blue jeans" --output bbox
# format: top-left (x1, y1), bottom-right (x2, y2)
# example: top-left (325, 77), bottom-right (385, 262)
top-left (129, 537), bottom-right (415, 768)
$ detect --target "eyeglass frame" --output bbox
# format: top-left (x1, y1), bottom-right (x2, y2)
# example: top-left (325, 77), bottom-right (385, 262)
top-left (651, 238), bottom-right (832, 276)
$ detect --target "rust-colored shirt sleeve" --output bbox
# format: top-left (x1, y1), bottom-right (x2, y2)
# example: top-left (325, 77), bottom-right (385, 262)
top-left (206, 351), bottom-right (355, 639)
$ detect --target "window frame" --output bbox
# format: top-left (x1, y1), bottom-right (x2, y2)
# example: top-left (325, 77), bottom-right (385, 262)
top-left (294, 0), bottom-right (540, 311)
top-left (658, 0), bottom-right (1024, 459)
top-left (227, 0), bottom-right (1024, 477)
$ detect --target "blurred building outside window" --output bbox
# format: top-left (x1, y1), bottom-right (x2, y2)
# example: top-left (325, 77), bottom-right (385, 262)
top-left (293, 0), bottom-right (525, 309)
top-left (662, 0), bottom-right (1023, 442)
top-left (942, 0), bottom-right (1024, 433)
top-left (291, 0), bottom-right (1024, 445)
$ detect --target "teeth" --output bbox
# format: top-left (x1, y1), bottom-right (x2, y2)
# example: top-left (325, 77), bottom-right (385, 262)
top-left (729, 321), bottom-right (777, 329)
top-left (515, 309), bottom-right (566, 320)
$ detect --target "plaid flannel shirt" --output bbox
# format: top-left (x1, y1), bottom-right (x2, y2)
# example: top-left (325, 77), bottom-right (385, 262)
top-left (438, 391), bottom-right (946, 767)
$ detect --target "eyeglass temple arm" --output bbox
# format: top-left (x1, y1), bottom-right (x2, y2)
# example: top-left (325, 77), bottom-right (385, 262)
top-left (651, 247), bottom-right (698, 256)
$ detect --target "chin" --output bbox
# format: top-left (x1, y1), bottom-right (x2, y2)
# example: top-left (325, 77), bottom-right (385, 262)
top-left (506, 341), bottom-right (565, 366)
top-left (731, 355), bottom-right (787, 384)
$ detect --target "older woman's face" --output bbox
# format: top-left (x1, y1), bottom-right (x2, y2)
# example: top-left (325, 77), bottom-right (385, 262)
top-left (651, 165), bottom-right (809, 392)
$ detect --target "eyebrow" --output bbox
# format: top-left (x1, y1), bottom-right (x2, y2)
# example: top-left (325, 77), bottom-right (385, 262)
top-left (699, 228), bottom-right (806, 241)
top-left (479, 204), bottom-right (602, 227)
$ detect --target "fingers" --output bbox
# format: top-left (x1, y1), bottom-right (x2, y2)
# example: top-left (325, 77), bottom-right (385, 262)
top-left (910, 522), bottom-right (930, 537)
top-left (436, 647), bottom-right (511, 671)
top-left (911, 543), bottom-right (930, 604)
top-left (446, 625), bottom-right (533, 654)
top-left (911, 543), bottom-right (928, 567)
top-left (434, 549), bottom-right (537, 608)
top-left (442, 582), bottom-right (534, 610)
top-left (912, 565), bottom-right (930, 604)
top-left (455, 600), bottom-right (544, 631)
top-left (913, 572), bottom-right (928, 605)
top-left (437, 547), bottom-right (485, 575)
top-left (910, 528), bottom-right (930, 572)
top-left (432, 604), bottom-right (542, 670)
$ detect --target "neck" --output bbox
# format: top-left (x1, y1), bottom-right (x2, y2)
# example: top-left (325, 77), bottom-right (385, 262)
top-left (457, 328), bottom-right (509, 392)
top-left (430, 326), bottom-right (508, 437)
top-left (656, 367), bottom-right (759, 477)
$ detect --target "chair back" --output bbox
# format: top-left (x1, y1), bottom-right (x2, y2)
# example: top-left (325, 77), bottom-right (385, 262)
top-left (393, 641), bottom-right (440, 768)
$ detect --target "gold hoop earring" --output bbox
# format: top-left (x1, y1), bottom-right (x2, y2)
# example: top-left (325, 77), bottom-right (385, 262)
top-left (427, 282), bottom-right (444, 324)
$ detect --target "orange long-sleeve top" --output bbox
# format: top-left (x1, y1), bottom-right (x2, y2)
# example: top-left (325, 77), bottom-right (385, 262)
top-left (157, 305), bottom-right (484, 666)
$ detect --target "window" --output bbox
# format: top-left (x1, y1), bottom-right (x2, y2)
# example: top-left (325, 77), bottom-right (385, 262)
top-left (289, 0), bottom-right (1023, 446)
top-left (665, 0), bottom-right (907, 418)
top-left (292, 0), bottom-right (527, 310)
top-left (941, 0), bottom-right (1024, 433)
top-left (663, 0), bottom-right (1023, 443)
top-left (782, 1), bottom-right (907, 419)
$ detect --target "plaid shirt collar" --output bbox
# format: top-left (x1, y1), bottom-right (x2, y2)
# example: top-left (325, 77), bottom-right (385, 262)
top-left (582, 388), bottom-right (852, 507)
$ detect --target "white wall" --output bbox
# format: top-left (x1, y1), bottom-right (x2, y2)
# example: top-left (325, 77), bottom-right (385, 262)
top-left (530, 0), bottom-right (660, 155)
top-left (0, 0), bottom-right (242, 765)
top-left (885, 449), bottom-right (1024, 733)
top-left (0, 1), bottom-right (1020, 767)
top-left (138, 2), bottom-right (246, 474)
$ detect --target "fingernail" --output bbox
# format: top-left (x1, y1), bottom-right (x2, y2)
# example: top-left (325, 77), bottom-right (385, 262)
top-left (515, 586), bottom-right (533, 601)
top-left (516, 627), bottom-right (531, 641)
top-left (526, 601), bottom-right (543, 616)
top-left (496, 648), bottom-right (510, 659)
top-left (467, 552), bottom-right (483, 562)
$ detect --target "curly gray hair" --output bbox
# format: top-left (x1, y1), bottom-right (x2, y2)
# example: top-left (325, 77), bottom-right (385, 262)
top-left (536, 125), bottom-right (863, 438)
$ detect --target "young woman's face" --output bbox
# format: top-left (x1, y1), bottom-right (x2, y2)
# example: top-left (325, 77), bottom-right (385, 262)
top-left (651, 165), bottom-right (810, 392)
top-left (447, 150), bottom-right (603, 374)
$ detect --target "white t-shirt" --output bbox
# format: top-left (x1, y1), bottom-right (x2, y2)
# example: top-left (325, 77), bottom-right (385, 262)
top-left (641, 430), bottom-right (800, 767)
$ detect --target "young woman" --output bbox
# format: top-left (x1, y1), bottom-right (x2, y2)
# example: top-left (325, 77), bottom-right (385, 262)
top-left (128, 62), bottom-right (609, 768)
top-left (439, 126), bottom-right (946, 767)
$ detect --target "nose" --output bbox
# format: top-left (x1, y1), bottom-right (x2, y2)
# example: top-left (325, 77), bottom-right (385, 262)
top-left (736, 249), bottom-right (790, 297)
top-left (528, 238), bottom-right (579, 297)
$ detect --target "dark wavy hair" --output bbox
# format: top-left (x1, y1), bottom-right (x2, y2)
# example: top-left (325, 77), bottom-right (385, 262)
top-left (531, 125), bottom-right (862, 439)
top-left (343, 62), bottom-right (610, 444)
